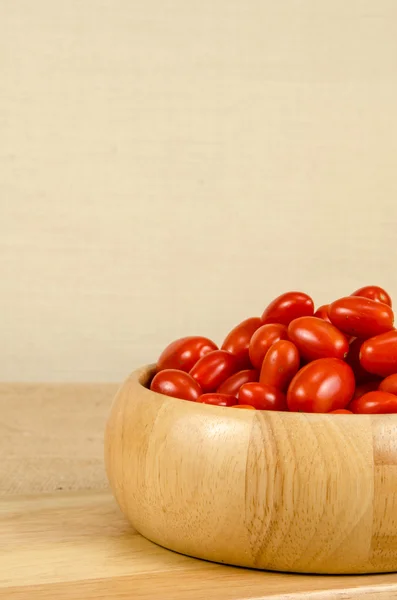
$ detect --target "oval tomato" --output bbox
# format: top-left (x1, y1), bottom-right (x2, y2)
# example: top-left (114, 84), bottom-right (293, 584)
top-left (349, 391), bottom-right (397, 414)
top-left (288, 316), bottom-right (349, 362)
top-left (259, 340), bottom-right (300, 391)
top-left (329, 409), bottom-right (353, 414)
top-left (346, 337), bottom-right (374, 383)
top-left (248, 324), bottom-right (288, 369)
top-left (150, 369), bottom-right (202, 401)
top-left (232, 404), bottom-right (256, 409)
top-left (379, 374), bottom-right (397, 396)
top-left (217, 369), bottom-right (259, 397)
top-left (313, 304), bottom-right (332, 323)
top-left (221, 317), bottom-right (262, 369)
top-left (238, 382), bottom-right (287, 411)
top-left (287, 358), bottom-right (355, 413)
top-left (189, 350), bottom-right (237, 392)
top-left (351, 285), bottom-right (392, 307)
top-left (359, 330), bottom-right (397, 377)
top-left (156, 336), bottom-right (218, 372)
top-left (197, 393), bottom-right (237, 407)
top-left (328, 296), bottom-right (394, 338)
top-left (261, 291), bottom-right (314, 326)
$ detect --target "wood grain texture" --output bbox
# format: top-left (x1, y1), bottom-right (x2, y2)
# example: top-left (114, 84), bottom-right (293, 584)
top-left (2, 491), bottom-right (397, 599)
top-left (105, 366), bottom-right (397, 575)
top-left (0, 382), bottom-right (117, 495)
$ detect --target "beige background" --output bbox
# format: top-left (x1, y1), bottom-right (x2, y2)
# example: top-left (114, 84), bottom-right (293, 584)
top-left (1, 0), bottom-right (397, 382)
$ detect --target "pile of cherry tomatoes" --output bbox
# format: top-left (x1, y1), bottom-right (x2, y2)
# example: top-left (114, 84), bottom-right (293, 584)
top-left (149, 286), bottom-right (397, 414)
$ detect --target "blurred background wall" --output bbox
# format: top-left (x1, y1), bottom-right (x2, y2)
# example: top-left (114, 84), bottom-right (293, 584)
top-left (2, 0), bottom-right (397, 381)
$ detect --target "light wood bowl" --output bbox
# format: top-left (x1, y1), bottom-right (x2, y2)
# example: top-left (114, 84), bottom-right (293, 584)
top-left (105, 365), bottom-right (397, 574)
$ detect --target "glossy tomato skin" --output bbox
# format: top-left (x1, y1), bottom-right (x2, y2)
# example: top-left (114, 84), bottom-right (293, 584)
top-left (150, 369), bottom-right (202, 401)
top-left (238, 382), bottom-right (287, 411)
top-left (328, 297), bottom-right (394, 338)
top-left (314, 305), bottom-right (332, 323)
top-left (217, 369), bottom-right (259, 397)
top-left (189, 350), bottom-right (237, 392)
top-left (248, 324), bottom-right (288, 369)
top-left (329, 409), bottom-right (353, 414)
top-left (232, 404), bottom-right (256, 409)
top-left (351, 285), bottom-right (392, 307)
top-left (221, 317), bottom-right (262, 369)
top-left (346, 338), bottom-right (374, 383)
top-left (259, 340), bottom-right (300, 391)
top-left (351, 380), bottom-right (380, 401)
top-left (157, 336), bottom-right (217, 372)
top-left (349, 391), bottom-right (397, 414)
top-left (379, 374), bottom-right (397, 396)
top-left (359, 330), bottom-right (397, 377)
top-left (197, 393), bottom-right (237, 407)
top-left (261, 292), bottom-right (314, 326)
top-left (287, 358), bottom-right (355, 413)
top-left (288, 316), bottom-right (349, 362)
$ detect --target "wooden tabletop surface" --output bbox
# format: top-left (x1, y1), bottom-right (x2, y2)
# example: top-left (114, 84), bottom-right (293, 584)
top-left (2, 383), bottom-right (397, 599)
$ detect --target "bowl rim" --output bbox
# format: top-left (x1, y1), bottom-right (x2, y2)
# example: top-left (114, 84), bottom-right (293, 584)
top-left (133, 363), bottom-right (397, 420)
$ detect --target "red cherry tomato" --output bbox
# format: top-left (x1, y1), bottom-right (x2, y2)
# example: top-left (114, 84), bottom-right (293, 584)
top-left (189, 350), bottom-right (237, 392)
top-left (351, 285), bottom-right (392, 307)
top-left (349, 391), bottom-right (397, 414)
top-left (238, 382), bottom-right (287, 411)
top-left (248, 324), bottom-right (288, 369)
top-left (346, 338), bottom-right (374, 383)
top-left (287, 358), bottom-right (355, 413)
top-left (328, 297), bottom-right (394, 338)
top-left (379, 374), bottom-right (397, 396)
top-left (313, 304), bottom-right (332, 323)
top-left (197, 393), bottom-right (237, 407)
top-left (329, 409), bottom-right (353, 414)
top-left (261, 291), bottom-right (314, 326)
top-left (221, 317), bottom-right (262, 369)
top-left (359, 330), bottom-right (397, 377)
top-left (259, 340), bottom-right (300, 392)
top-left (352, 380), bottom-right (380, 401)
top-left (156, 336), bottom-right (218, 372)
top-left (150, 369), bottom-right (202, 401)
top-left (217, 369), bottom-right (259, 397)
top-left (288, 316), bottom-right (349, 362)
top-left (232, 404), bottom-right (256, 409)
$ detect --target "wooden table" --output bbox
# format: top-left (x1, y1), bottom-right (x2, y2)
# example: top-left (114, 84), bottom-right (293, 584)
top-left (2, 384), bottom-right (397, 599)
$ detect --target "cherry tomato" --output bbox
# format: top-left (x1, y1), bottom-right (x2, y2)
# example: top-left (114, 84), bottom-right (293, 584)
top-left (346, 338), bottom-right (374, 383)
top-left (359, 330), bottom-right (397, 377)
top-left (349, 391), bottom-right (397, 414)
top-left (217, 369), bottom-right (259, 397)
top-left (197, 393), bottom-right (237, 407)
top-left (156, 336), bottom-right (217, 372)
top-left (248, 324), bottom-right (288, 369)
top-left (259, 340), bottom-right (300, 391)
top-left (329, 409), bottom-right (353, 414)
top-left (261, 291), bottom-right (314, 326)
top-left (232, 404), bottom-right (256, 409)
top-left (189, 350), bottom-right (237, 392)
top-left (150, 369), bottom-right (202, 401)
top-left (351, 380), bottom-right (380, 401)
top-left (288, 316), bottom-right (349, 362)
top-left (351, 285), bottom-right (392, 307)
top-left (221, 317), bottom-right (262, 369)
top-left (287, 358), bottom-right (355, 413)
top-left (379, 374), bottom-right (397, 396)
top-left (328, 296), bottom-right (394, 338)
top-left (238, 382), bottom-right (287, 411)
top-left (314, 305), bottom-right (332, 323)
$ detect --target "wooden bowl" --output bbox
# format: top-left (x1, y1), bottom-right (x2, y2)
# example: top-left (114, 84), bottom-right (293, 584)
top-left (105, 365), bottom-right (397, 574)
